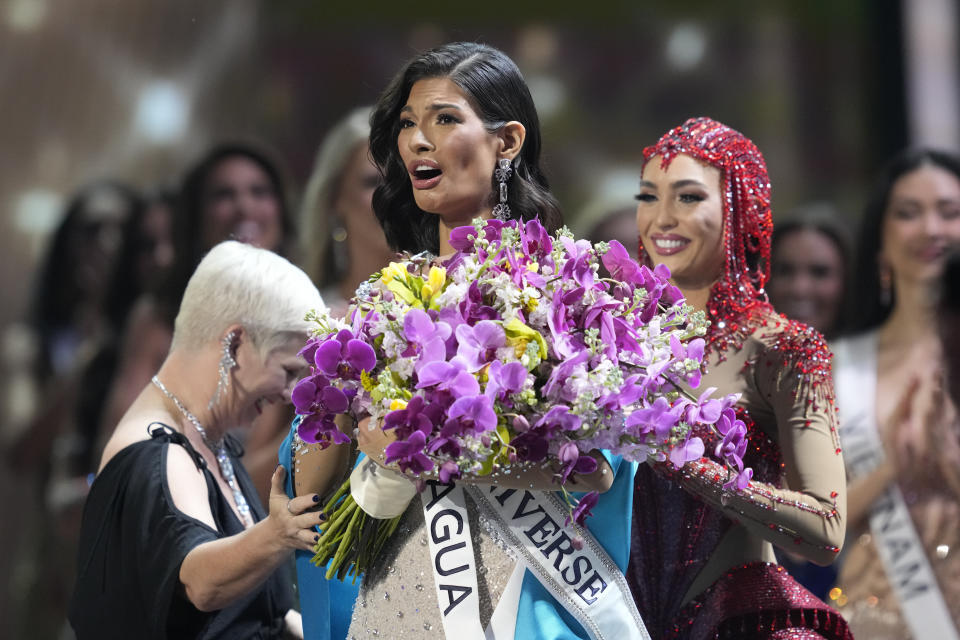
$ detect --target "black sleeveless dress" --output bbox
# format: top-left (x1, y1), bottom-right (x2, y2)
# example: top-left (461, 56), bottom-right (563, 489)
top-left (69, 424), bottom-right (292, 639)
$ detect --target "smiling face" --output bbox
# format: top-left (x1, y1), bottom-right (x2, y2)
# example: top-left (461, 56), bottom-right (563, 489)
top-left (397, 77), bottom-right (501, 226)
top-left (636, 153), bottom-right (725, 290)
top-left (230, 334), bottom-right (308, 426)
top-left (201, 156), bottom-right (284, 251)
top-left (881, 164), bottom-right (960, 287)
top-left (769, 228), bottom-right (845, 334)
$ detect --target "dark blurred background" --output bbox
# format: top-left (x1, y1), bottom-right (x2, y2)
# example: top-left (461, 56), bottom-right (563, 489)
top-left (0, 1), bottom-right (957, 638)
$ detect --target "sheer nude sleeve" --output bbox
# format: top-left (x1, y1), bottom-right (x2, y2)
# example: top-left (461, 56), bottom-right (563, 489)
top-left (657, 324), bottom-right (847, 566)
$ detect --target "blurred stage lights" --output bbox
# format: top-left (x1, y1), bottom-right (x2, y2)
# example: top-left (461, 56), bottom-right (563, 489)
top-left (133, 81), bottom-right (189, 144)
top-left (14, 188), bottom-right (62, 236)
top-left (665, 23), bottom-right (707, 72)
top-left (5, 0), bottom-right (47, 32)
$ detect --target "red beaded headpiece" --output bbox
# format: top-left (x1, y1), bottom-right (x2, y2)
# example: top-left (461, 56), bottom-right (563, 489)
top-left (641, 117), bottom-right (774, 341)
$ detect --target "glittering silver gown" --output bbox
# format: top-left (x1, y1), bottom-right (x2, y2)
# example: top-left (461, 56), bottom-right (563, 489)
top-left (347, 491), bottom-right (517, 639)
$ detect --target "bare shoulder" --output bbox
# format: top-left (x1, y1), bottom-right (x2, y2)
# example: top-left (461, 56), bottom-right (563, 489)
top-left (166, 443), bottom-right (216, 529)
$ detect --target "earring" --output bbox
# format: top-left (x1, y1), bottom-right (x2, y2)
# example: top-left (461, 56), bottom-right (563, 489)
top-left (637, 236), bottom-right (651, 267)
top-left (209, 331), bottom-right (238, 409)
top-left (331, 221), bottom-right (349, 282)
top-left (492, 158), bottom-right (512, 221)
top-left (879, 266), bottom-right (892, 307)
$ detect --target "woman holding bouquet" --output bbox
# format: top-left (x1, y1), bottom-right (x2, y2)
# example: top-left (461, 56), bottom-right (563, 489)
top-left (293, 42), bottom-right (647, 639)
top-left (628, 118), bottom-right (852, 638)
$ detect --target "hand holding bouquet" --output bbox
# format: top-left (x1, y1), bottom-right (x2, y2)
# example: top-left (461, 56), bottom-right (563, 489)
top-left (294, 218), bottom-right (750, 581)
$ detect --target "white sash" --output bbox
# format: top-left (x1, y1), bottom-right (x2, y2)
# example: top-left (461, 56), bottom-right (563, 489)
top-left (420, 481), bottom-right (650, 640)
top-left (834, 333), bottom-right (959, 639)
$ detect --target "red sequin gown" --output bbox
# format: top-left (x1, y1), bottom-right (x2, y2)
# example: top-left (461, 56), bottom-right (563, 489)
top-left (627, 301), bottom-right (852, 639)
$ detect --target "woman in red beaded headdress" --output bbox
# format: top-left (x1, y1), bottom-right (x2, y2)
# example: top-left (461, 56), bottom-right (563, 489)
top-left (627, 117), bottom-right (853, 639)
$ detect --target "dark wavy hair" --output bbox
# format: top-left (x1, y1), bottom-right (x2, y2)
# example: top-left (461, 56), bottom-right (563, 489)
top-left (158, 142), bottom-right (295, 324)
top-left (847, 148), bottom-right (960, 334)
top-left (369, 41), bottom-right (562, 254)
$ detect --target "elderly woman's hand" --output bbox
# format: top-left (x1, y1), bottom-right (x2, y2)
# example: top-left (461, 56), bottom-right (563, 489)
top-left (268, 466), bottom-right (327, 552)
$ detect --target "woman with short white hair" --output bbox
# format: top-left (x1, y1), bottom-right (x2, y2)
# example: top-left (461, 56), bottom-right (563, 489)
top-left (70, 241), bottom-right (326, 639)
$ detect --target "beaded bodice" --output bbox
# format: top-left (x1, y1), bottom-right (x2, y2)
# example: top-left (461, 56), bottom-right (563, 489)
top-left (627, 306), bottom-right (846, 638)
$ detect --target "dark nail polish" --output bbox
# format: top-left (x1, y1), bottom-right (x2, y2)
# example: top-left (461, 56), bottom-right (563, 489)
top-left (318, 512), bottom-right (327, 521)
top-left (313, 535), bottom-right (319, 542)
top-left (312, 494), bottom-right (320, 503)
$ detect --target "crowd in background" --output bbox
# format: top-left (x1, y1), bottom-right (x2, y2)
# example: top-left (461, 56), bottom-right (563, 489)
top-left (1, 100), bottom-right (958, 638)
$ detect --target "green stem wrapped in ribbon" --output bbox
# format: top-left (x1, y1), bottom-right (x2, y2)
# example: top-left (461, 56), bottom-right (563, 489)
top-left (311, 476), bottom-right (403, 582)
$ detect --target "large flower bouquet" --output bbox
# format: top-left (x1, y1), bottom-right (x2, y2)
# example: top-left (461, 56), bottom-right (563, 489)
top-left (294, 218), bottom-right (750, 582)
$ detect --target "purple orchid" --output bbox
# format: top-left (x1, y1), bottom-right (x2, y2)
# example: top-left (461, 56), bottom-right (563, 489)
top-left (438, 460), bottom-right (461, 483)
top-left (456, 321), bottom-right (505, 371)
top-left (426, 417), bottom-right (465, 458)
top-left (668, 435), bottom-right (705, 468)
top-left (601, 240), bottom-right (642, 284)
top-left (314, 329), bottom-right (376, 379)
top-left (382, 395), bottom-right (437, 439)
top-left (626, 396), bottom-right (683, 440)
top-left (543, 349), bottom-right (589, 400)
top-left (511, 430), bottom-right (549, 462)
top-left (684, 386), bottom-right (724, 426)
top-left (292, 377), bottom-right (350, 445)
top-left (714, 408), bottom-right (749, 471)
top-left (416, 357), bottom-right (480, 398)
top-left (556, 442), bottom-right (598, 484)
top-left (404, 309), bottom-right (451, 367)
top-left (446, 394), bottom-right (497, 433)
top-left (566, 491), bottom-right (599, 526)
top-left (535, 405), bottom-right (582, 435)
top-left (559, 237), bottom-right (596, 290)
top-left (726, 467), bottom-right (753, 491)
top-left (384, 430), bottom-right (434, 474)
top-left (484, 360), bottom-right (528, 400)
top-left (522, 218), bottom-right (553, 261)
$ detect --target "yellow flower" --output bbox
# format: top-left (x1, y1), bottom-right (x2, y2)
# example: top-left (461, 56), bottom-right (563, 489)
top-left (389, 398), bottom-right (408, 411)
top-left (379, 262), bottom-right (408, 285)
top-left (360, 370), bottom-right (376, 392)
top-left (379, 262), bottom-right (420, 306)
top-left (503, 317), bottom-right (547, 360)
top-left (420, 266), bottom-right (447, 307)
top-left (427, 265), bottom-right (446, 292)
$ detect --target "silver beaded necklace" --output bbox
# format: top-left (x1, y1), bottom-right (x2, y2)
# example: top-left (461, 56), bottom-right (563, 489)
top-left (152, 375), bottom-right (254, 528)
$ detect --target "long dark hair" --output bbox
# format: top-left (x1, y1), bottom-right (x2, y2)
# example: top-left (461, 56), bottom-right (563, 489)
top-left (847, 148), bottom-right (960, 334)
top-left (158, 142), bottom-right (295, 324)
top-left (30, 180), bottom-right (144, 375)
top-left (369, 41), bottom-right (562, 254)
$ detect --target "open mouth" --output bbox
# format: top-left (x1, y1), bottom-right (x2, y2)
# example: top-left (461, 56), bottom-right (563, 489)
top-left (410, 162), bottom-right (443, 189)
top-left (414, 167), bottom-right (442, 180)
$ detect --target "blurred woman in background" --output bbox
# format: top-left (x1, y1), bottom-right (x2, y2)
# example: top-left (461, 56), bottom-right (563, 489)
top-left (833, 148), bottom-right (960, 638)
top-left (100, 142), bottom-right (297, 505)
top-left (768, 205), bottom-right (851, 340)
top-left (298, 106), bottom-right (394, 316)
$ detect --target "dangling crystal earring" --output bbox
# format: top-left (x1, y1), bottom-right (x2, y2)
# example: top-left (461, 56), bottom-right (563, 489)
top-left (209, 331), bottom-right (238, 409)
top-left (492, 158), bottom-right (512, 221)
